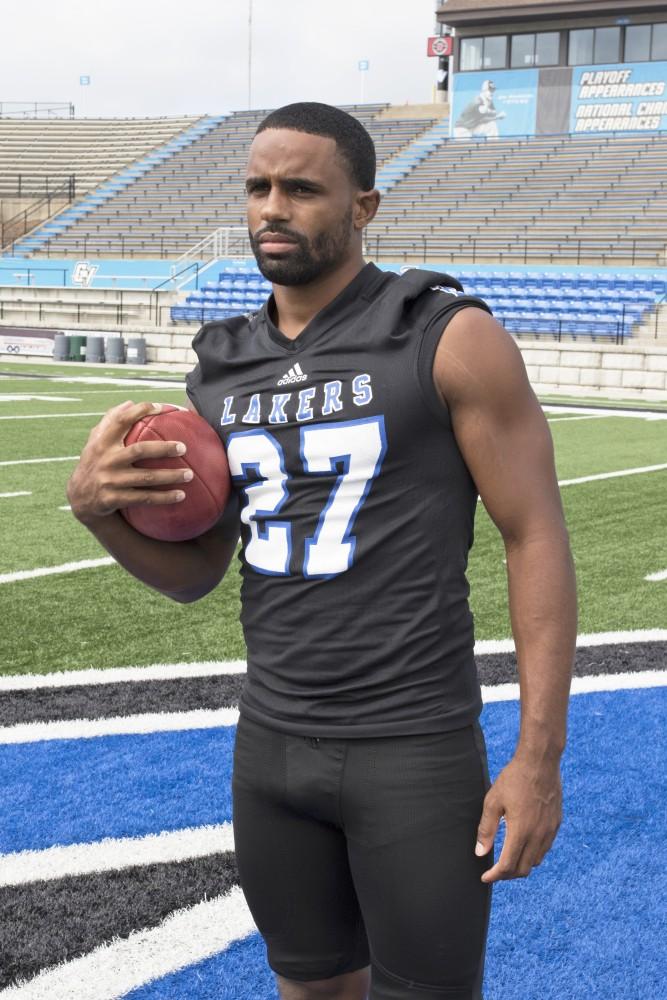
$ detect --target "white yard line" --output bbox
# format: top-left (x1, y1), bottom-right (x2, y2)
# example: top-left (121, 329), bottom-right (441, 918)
top-left (542, 405), bottom-right (667, 421)
top-left (0, 632), bottom-right (662, 692)
top-left (0, 823), bottom-right (234, 888)
top-left (26, 375), bottom-right (183, 388)
top-left (46, 388), bottom-right (185, 395)
top-left (0, 661), bottom-right (248, 691)
top-left (547, 413), bottom-right (607, 424)
top-left (475, 629), bottom-right (667, 655)
top-left (0, 395), bottom-right (81, 403)
top-left (484, 669), bottom-right (667, 703)
top-left (547, 415), bottom-right (610, 423)
top-left (0, 707), bottom-right (240, 745)
top-left (645, 569), bottom-right (667, 582)
top-left (0, 491), bottom-right (31, 499)
top-left (0, 886), bottom-right (255, 1000)
top-left (476, 463), bottom-right (666, 501)
top-left (0, 557), bottom-right (115, 586)
top-left (0, 665), bottom-right (664, 746)
top-left (558, 463), bottom-right (667, 487)
top-left (0, 456), bottom-right (78, 466)
top-left (0, 411), bottom-right (105, 421)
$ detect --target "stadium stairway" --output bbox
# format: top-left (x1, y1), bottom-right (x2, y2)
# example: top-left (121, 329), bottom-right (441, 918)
top-left (9, 116), bottom-right (227, 257)
top-left (376, 117), bottom-right (450, 194)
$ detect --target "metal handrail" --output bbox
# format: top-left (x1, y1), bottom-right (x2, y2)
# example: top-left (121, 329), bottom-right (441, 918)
top-left (172, 226), bottom-right (251, 271)
top-left (1, 175), bottom-right (76, 249)
top-left (364, 233), bottom-right (667, 267)
top-left (0, 101), bottom-right (74, 119)
top-left (654, 293), bottom-right (667, 340)
top-left (0, 175), bottom-right (76, 199)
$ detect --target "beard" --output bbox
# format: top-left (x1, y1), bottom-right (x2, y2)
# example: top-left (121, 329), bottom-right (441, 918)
top-left (248, 208), bottom-right (354, 286)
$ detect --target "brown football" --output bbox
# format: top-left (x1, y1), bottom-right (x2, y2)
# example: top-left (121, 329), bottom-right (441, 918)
top-left (121, 405), bottom-right (231, 542)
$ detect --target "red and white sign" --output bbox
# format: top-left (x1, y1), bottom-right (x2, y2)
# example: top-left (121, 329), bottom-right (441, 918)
top-left (427, 36), bottom-right (452, 58)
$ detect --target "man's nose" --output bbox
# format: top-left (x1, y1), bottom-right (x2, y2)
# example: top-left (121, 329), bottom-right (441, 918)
top-left (260, 186), bottom-right (290, 223)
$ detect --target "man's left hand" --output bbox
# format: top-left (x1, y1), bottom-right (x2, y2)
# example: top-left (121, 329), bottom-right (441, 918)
top-left (474, 756), bottom-right (563, 883)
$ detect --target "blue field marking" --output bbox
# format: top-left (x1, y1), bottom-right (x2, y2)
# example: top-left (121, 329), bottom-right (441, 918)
top-left (0, 726), bottom-right (235, 853)
top-left (111, 687), bottom-right (666, 1000)
top-left (483, 687), bottom-right (667, 999)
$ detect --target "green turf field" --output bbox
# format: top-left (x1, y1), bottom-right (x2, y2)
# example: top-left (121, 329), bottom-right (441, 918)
top-left (1, 373), bottom-right (665, 674)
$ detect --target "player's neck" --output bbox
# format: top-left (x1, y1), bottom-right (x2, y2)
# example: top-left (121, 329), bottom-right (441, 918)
top-left (270, 255), bottom-right (366, 340)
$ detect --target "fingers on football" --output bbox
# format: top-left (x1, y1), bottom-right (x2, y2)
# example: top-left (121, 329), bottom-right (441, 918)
top-left (88, 401), bottom-right (152, 445)
top-left (124, 466), bottom-right (193, 488)
top-left (106, 400), bottom-right (163, 435)
top-left (123, 439), bottom-right (187, 463)
top-left (118, 488), bottom-right (187, 508)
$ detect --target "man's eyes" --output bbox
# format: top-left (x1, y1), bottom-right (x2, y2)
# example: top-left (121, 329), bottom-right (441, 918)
top-left (246, 183), bottom-right (317, 196)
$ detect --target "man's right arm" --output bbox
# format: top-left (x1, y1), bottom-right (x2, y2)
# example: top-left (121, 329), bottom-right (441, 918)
top-left (66, 400), bottom-right (239, 603)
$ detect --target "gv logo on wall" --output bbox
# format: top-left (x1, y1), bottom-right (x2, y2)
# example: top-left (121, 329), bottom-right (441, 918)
top-left (72, 261), bottom-right (99, 287)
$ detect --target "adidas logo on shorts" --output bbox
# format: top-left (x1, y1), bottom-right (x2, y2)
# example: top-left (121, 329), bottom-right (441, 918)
top-left (277, 362), bottom-right (307, 385)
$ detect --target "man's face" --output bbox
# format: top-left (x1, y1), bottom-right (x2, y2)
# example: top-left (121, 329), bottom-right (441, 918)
top-left (246, 128), bottom-right (358, 286)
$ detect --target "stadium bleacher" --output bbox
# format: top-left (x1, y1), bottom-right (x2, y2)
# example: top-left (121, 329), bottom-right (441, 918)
top-left (170, 265), bottom-right (665, 341)
top-left (9, 107), bottom-right (436, 259)
top-left (365, 132), bottom-right (667, 266)
top-left (0, 116), bottom-right (205, 197)
top-left (2, 104), bottom-right (666, 344)
top-left (9, 120), bottom-right (666, 268)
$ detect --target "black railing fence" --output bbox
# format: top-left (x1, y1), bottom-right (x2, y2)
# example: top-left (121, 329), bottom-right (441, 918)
top-left (7, 231), bottom-right (662, 266)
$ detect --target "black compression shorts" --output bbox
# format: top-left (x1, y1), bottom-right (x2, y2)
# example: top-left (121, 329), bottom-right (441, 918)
top-left (232, 714), bottom-right (493, 999)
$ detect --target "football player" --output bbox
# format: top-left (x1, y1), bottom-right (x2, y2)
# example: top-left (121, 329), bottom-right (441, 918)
top-left (68, 103), bottom-right (576, 1000)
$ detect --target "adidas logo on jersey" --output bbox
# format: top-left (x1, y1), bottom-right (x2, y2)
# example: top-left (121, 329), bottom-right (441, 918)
top-left (277, 362), bottom-right (308, 385)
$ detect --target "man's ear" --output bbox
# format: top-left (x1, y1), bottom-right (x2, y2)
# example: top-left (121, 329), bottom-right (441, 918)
top-left (353, 189), bottom-right (381, 230)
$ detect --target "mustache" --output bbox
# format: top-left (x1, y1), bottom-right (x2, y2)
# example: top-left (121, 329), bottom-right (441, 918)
top-left (251, 224), bottom-right (305, 245)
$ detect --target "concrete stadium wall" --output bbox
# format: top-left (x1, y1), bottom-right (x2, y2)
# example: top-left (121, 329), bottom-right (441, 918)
top-left (521, 341), bottom-right (667, 401)
top-left (39, 326), bottom-right (659, 396)
top-left (143, 333), bottom-right (667, 399)
top-left (1, 320), bottom-right (666, 401)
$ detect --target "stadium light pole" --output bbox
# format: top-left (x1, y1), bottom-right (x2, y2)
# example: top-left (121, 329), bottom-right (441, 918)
top-left (247, 0), bottom-right (253, 110)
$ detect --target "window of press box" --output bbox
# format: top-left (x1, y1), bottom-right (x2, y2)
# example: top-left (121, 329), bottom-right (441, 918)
top-left (568, 28), bottom-right (594, 65)
top-left (483, 35), bottom-right (507, 70)
top-left (460, 37), bottom-right (483, 71)
top-left (511, 32), bottom-right (559, 67)
top-left (594, 26), bottom-right (621, 64)
top-left (568, 27), bottom-right (620, 65)
top-left (653, 23), bottom-right (667, 61)
top-left (625, 24), bottom-right (651, 62)
top-left (460, 36), bottom-right (507, 71)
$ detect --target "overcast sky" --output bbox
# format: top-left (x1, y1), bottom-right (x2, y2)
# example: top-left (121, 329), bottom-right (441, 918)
top-left (5, 0), bottom-right (441, 118)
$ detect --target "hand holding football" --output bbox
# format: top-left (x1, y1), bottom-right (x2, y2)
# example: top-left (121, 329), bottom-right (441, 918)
top-left (121, 405), bottom-right (231, 541)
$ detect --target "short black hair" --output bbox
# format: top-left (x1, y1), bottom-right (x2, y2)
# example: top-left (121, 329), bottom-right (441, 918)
top-left (255, 102), bottom-right (376, 191)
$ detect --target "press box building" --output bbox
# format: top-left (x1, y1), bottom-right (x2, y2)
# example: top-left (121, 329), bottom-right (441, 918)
top-left (436, 0), bottom-right (667, 137)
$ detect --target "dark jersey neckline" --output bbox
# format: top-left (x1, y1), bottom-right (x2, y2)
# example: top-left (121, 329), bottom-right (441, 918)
top-left (260, 262), bottom-right (391, 353)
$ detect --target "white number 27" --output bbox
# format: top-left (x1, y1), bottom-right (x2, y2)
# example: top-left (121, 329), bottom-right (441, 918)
top-left (226, 416), bottom-right (386, 578)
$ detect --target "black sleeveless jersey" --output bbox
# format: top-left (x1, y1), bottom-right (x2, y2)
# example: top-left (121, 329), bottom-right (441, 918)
top-left (186, 264), bottom-right (492, 737)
